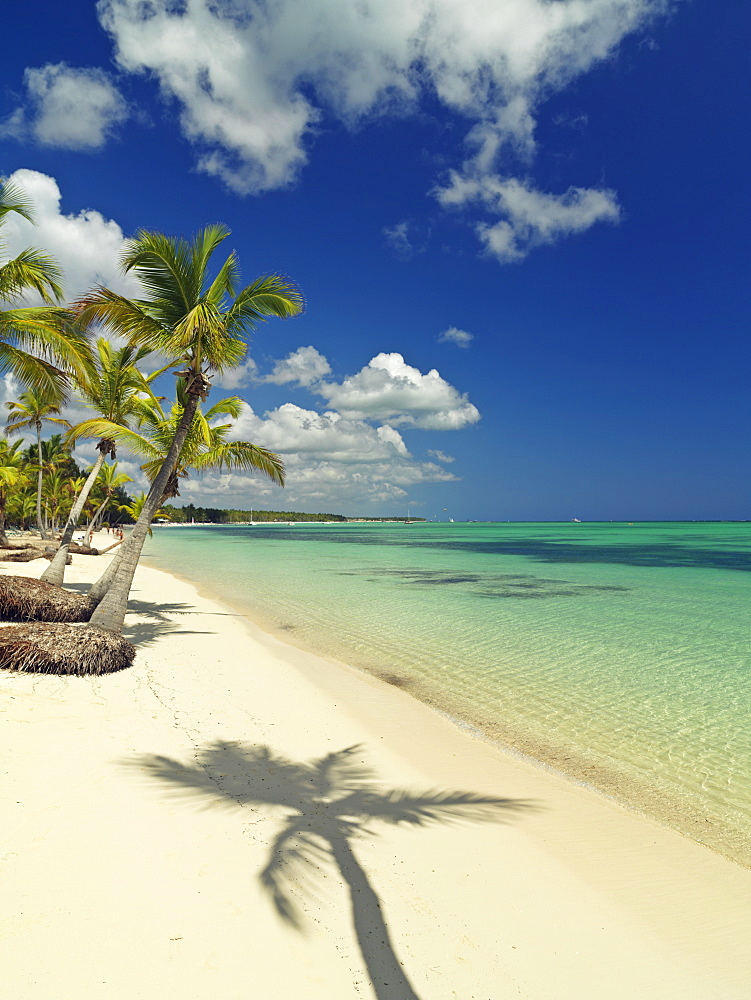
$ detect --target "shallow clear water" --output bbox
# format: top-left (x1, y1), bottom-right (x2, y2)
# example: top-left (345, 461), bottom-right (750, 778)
top-left (142, 521), bottom-right (751, 865)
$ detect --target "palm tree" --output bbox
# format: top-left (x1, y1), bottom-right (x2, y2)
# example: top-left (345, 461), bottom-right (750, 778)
top-left (130, 743), bottom-right (529, 1000)
top-left (0, 438), bottom-right (29, 545)
top-left (0, 177), bottom-right (92, 397)
top-left (118, 493), bottom-right (171, 535)
top-left (41, 338), bottom-right (163, 586)
top-left (85, 392), bottom-right (284, 601)
top-left (28, 434), bottom-right (77, 535)
top-left (8, 491), bottom-right (36, 530)
top-left (6, 386), bottom-right (71, 539)
top-left (43, 470), bottom-right (83, 535)
top-left (83, 461), bottom-right (133, 537)
top-left (82, 391), bottom-right (284, 503)
top-left (77, 224), bottom-right (302, 632)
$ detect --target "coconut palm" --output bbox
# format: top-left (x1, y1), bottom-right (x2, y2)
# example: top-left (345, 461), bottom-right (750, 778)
top-left (83, 461), bottom-right (133, 537)
top-left (41, 338), bottom-right (163, 586)
top-left (0, 438), bottom-right (29, 545)
top-left (0, 177), bottom-right (92, 396)
top-left (85, 393), bottom-right (284, 602)
top-left (43, 471), bottom-right (84, 535)
top-left (8, 491), bottom-right (36, 530)
top-left (82, 391), bottom-right (284, 503)
top-left (130, 743), bottom-right (529, 1000)
top-left (6, 386), bottom-right (71, 539)
top-left (118, 493), bottom-right (171, 536)
top-left (77, 224), bottom-right (302, 632)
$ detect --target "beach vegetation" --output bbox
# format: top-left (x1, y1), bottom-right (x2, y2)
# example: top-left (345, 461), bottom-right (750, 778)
top-left (117, 493), bottom-right (170, 536)
top-left (41, 338), bottom-right (164, 587)
top-left (83, 461), bottom-right (133, 537)
top-left (0, 177), bottom-right (92, 398)
top-left (0, 438), bottom-right (29, 546)
top-left (163, 505), bottom-right (349, 523)
top-left (6, 386), bottom-right (71, 539)
top-left (76, 223), bottom-right (302, 633)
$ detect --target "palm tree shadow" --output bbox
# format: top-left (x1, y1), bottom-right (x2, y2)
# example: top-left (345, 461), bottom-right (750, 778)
top-left (125, 742), bottom-right (534, 1000)
top-left (121, 619), bottom-right (208, 647)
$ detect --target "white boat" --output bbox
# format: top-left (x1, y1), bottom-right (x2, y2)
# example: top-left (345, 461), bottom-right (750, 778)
top-left (571, 518), bottom-right (582, 522)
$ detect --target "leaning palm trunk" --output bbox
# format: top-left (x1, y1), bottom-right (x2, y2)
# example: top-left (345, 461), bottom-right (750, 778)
top-left (85, 496), bottom-right (110, 537)
top-left (40, 448), bottom-right (108, 586)
top-left (88, 385), bottom-right (204, 633)
top-left (88, 541), bottom-right (125, 601)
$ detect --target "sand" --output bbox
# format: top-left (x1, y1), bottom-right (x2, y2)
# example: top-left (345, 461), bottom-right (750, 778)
top-left (1, 536), bottom-right (750, 1000)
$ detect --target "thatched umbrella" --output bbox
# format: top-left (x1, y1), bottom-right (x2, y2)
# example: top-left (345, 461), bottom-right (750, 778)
top-left (0, 623), bottom-right (136, 675)
top-left (0, 575), bottom-right (95, 622)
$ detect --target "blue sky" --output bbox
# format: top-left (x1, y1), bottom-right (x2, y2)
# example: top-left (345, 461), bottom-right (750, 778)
top-left (1, 0), bottom-right (748, 520)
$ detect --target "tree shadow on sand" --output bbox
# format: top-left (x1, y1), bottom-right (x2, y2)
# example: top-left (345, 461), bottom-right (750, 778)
top-left (127, 742), bottom-right (533, 1000)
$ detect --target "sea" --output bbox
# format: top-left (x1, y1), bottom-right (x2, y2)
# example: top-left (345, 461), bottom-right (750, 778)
top-left (141, 520), bottom-right (751, 866)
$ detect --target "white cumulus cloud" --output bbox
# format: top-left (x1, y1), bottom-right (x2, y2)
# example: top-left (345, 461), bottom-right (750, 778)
top-left (205, 399), bottom-right (459, 508)
top-left (1, 169), bottom-right (138, 302)
top-left (1, 63), bottom-right (129, 150)
top-left (264, 345), bottom-right (331, 386)
top-left (316, 352), bottom-right (481, 430)
top-left (229, 402), bottom-right (412, 463)
top-left (97, 0), bottom-right (663, 255)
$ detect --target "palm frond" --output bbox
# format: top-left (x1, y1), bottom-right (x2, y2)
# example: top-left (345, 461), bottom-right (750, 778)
top-left (0, 341), bottom-right (66, 396)
top-left (193, 441), bottom-right (285, 485)
top-left (66, 418), bottom-right (161, 463)
top-left (1, 306), bottom-right (94, 385)
top-left (74, 288), bottom-right (166, 353)
top-left (122, 231), bottom-right (193, 319)
top-left (205, 249), bottom-right (239, 304)
top-left (0, 177), bottom-right (35, 224)
top-left (0, 248), bottom-right (64, 303)
top-left (204, 396), bottom-right (244, 420)
top-left (188, 224), bottom-right (232, 301)
top-left (224, 274), bottom-right (305, 336)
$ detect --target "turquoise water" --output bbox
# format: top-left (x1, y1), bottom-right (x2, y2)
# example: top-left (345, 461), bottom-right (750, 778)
top-left (141, 521), bottom-right (751, 865)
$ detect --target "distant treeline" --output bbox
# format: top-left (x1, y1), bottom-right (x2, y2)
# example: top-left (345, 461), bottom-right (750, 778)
top-left (160, 505), bottom-right (425, 524)
top-left (161, 504), bottom-right (348, 523)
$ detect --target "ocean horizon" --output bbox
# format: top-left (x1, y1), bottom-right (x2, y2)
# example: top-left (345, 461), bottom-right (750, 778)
top-left (141, 520), bottom-right (751, 866)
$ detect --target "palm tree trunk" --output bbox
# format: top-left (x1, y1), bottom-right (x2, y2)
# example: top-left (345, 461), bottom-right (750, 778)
top-left (36, 426), bottom-right (48, 540)
top-left (328, 833), bottom-right (421, 1000)
top-left (40, 451), bottom-right (106, 586)
top-left (0, 499), bottom-right (8, 547)
top-left (88, 541), bottom-right (124, 601)
top-left (85, 496), bottom-right (109, 536)
top-left (88, 392), bottom-right (201, 633)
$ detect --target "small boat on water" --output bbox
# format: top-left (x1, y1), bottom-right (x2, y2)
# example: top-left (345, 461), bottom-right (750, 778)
top-left (571, 518), bottom-right (582, 522)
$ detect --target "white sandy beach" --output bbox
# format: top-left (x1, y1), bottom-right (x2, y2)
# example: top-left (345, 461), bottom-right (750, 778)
top-left (2, 538), bottom-right (750, 1000)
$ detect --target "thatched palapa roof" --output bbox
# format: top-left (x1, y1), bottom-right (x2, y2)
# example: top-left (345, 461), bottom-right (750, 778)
top-left (0, 623), bottom-right (136, 675)
top-left (0, 575), bottom-right (95, 622)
